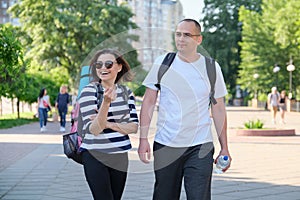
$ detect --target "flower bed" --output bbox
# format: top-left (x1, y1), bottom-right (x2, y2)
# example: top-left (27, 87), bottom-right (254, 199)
top-left (236, 129), bottom-right (296, 136)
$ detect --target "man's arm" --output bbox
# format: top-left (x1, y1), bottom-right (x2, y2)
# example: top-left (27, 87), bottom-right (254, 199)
top-left (138, 88), bottom-right (158, 163)
top-left (211, 97), bottom-right (231, 172)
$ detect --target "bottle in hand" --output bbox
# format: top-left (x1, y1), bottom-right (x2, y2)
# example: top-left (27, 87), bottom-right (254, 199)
top-left (214, 155), bottom-right (230, 174)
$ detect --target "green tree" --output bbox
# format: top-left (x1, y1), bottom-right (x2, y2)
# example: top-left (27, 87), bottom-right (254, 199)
top-left (201, 0), bottom-right (262, 96)
top-left (0, 24), bottom-right (26, 97)
top-left (9, 0), bottom-right (139, 89)
top-left (1, 24), bottom-right (62, 117)
top-left (238, 0), bottom-right (300, 99)
top-left (21, 73), bottom-right (60, 105)
top-left (0, 24), bottom-right (28, 118)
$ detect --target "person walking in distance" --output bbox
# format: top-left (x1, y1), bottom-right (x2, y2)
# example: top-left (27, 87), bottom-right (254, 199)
top-left (279, 90), bottom-right (288, 124)
top-left (138, 19), bottom-right (231, 200)
top-left (55, 85), bottom-right (70, 132)
top-left (268, 87), bottom-right (280, 124)
top-left (79, 49), bottom-right (138, 200)
top-left (37, 88), bottom-right (51, 132)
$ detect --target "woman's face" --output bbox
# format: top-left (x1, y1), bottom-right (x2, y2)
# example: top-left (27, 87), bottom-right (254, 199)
top-left (44, 89), bottom-right (47, 95)
top-left (95, 53), bottom-right (122, 83)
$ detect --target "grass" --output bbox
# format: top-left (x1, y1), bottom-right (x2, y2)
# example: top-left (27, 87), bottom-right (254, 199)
top-left (0, 112), bottom-right (38, 129)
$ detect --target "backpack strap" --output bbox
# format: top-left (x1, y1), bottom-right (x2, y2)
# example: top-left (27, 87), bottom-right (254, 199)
top-left (154, 52), bottom-right (217, 106)
top-left (77, 83), bottom-right (103, 137)
top-left (205, 57), bottom-right (217, 105)
top-left (95, 83), bottom-right (104, 110)
top-left (155, 52), bottom-right (176, 90)
top-left (120, 85), bottom-right (129, 102)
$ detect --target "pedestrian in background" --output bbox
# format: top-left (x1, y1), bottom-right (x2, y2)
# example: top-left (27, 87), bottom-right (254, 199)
top-left (138, 18), bottom-right (231, 200)
top-left (55, 85), bottom-right (70, 132)
top-left (79, 49), bottom-right (139, 200)
top-left (268, 86), bottom-right (280, 124)
top-left (37, 88), bottom-right (51, 132)
top-left (279, 90), bottom-right (288, 124)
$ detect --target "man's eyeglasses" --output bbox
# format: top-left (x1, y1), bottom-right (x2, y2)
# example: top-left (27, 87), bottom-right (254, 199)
top-left (175, 32), bottom-right (201, 38)
top-left (93, 61), bottom-right (116, 69)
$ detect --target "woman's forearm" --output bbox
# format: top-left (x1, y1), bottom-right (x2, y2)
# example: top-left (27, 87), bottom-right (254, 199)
top-left (106, 122), bottom-right (138, 135)
top-left (89, 101), bottom-right (110, 135)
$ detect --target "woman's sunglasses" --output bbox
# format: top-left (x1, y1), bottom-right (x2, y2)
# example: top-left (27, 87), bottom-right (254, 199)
top-left (93, 61), bottom-right (115, 69)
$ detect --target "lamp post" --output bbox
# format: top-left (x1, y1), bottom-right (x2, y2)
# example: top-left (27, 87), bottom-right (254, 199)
top-left (252, 73), bottom-right (259, 108)
top-left (273, 64), bottom-right (280, 87)
top-left (286, 58), bottom-right (295, 99)
top-left (253, 73), bottom-right (259, 99)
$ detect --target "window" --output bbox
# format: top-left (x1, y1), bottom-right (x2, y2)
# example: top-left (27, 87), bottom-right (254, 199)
top-left (1, 1), bottom-right (8, 8)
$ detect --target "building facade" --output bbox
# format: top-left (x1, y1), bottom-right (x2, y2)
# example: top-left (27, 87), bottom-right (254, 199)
top-left (0, 0), bottom-right (18, 25)
top-left (121, 0), bottom-right (183, 69)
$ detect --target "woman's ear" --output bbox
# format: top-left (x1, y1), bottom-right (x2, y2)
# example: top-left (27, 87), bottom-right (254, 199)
top-left (117, 64), bottom-right (122, 72)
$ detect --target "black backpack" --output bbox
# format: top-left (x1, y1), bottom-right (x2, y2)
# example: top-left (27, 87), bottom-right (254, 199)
top-left (154, 52), bottom-right (217, 106)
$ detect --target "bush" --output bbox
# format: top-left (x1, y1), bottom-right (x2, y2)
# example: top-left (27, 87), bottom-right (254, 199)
top-left (244, 119), bottom-right (264, 129)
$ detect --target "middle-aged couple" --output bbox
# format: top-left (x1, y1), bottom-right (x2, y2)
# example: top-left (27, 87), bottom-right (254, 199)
top-left (78, 18), bottom-right (231, 200)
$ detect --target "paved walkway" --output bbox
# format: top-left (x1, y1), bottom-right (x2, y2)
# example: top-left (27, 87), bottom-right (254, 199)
top-left (0, 106), bottom-right (300, 200)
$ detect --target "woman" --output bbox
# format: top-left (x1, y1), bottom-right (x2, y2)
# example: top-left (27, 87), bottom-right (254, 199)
top-left (37, 88), bottom-right (51, 132)
top-left (79, 49), bottom-right (139, 200)
top-left (268, 86), bottom-right (280, 124)
top-left (55, 85), bottom-right (69, 132)
top-left (279, 90), bottom-right (288, 124)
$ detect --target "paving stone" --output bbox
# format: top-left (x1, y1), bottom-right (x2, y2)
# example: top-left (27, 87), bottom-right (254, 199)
top-left (0, 107), bottom-right (300, 199)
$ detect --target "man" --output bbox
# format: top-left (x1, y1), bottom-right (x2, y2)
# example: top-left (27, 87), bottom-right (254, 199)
top-left (138, 19), bottom-right (231, 200)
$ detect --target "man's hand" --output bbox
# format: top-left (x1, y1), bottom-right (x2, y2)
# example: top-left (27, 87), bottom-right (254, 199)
top-left (138, 138), bottom-right (151, 164)
top-left (214, 149), bottom-right (232, 173)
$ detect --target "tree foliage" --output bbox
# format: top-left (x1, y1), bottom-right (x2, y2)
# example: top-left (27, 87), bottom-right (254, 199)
top-left (238, 0), bottom-right (300, 98)
top-left (8, 0), bottom-right (140, 89)
top-left (0, 24), bottom-right (26, 97)
top-left (201, 0), bottom-right (262, 96)
top-left (1, 24), bottom-right (62, 117)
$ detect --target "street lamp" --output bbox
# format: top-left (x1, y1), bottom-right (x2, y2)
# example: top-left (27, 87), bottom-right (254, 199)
top-left (273, 64), bottom-right (280, 87)
top-left (286, 58), bottom-right (295, 99)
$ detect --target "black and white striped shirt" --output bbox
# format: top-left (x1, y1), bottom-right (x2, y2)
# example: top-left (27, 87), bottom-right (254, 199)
top-left (79, 83), bottom-right (138, 153)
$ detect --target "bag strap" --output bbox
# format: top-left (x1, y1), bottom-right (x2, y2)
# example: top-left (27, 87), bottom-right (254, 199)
top-left (95, 83), bottom-right (104, 109)
top-left (120, 85), bottom-right (129, 102)
top-left (205, 56), bottom-right (217, 105)
top-left (155, 52), bottom-right (176, 90)
top-left (77, 83), bottom-right (103, 137)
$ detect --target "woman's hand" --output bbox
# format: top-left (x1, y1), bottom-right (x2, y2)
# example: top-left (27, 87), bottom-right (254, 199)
top-left (103, 87), bottom-right (117, 103)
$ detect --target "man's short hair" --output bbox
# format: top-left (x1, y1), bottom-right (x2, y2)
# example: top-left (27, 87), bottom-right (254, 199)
top-left (179, 18), bottom-right (202, 33)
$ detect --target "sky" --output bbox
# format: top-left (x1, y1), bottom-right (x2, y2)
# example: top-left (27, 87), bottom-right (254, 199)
top-left (179, 0), bottom-right (205, 20)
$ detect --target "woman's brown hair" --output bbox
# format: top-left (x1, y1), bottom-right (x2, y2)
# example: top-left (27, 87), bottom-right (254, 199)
top-left (89, 49), bottom-right (133, 83)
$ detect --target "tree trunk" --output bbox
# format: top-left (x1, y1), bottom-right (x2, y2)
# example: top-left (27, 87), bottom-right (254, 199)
top-left (17, 98), bottom-right (20, 119)
top-left (0, 97), bottom-right (2, 116)
top-left (11, 98), bottom-right (14, 114)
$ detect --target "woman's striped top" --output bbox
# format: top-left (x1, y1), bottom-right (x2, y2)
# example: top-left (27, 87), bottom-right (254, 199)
top-left (79, 83), bottom-right (138, 154)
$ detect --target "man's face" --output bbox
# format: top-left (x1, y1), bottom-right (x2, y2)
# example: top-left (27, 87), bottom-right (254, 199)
top-left (175, 21), bottom-right (202, 53)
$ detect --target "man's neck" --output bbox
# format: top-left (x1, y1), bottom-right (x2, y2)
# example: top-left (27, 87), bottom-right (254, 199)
top-left (177, 51), bottom-right (200, 63)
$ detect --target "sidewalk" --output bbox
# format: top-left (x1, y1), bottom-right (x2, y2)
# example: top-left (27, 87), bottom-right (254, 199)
top-left (0, 106), bottom-right (300, 200)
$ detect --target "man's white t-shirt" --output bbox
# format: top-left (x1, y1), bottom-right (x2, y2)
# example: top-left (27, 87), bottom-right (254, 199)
top-left (143, 54), bottom-right (227, 147)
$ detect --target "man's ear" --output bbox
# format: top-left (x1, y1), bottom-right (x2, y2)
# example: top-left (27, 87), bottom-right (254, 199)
top-left (197, 35), bottom-right (203, 45)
